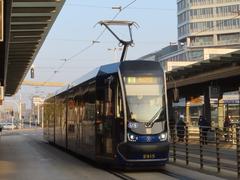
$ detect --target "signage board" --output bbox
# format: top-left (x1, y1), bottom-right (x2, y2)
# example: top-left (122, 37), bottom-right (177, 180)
top-left (32, 96), bottom-right (44, 105)
top-left (209, 86), bottom-right (221, 99)
top-left (0, 0), bottom-right (3, 42)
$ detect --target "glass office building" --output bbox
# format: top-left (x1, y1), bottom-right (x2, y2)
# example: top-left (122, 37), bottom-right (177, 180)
top-left (178, 0), bottom-right (240, 48)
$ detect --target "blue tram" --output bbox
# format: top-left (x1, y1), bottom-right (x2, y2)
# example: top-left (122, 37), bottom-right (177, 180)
top-left (44, 60), bottom-right (169, 168)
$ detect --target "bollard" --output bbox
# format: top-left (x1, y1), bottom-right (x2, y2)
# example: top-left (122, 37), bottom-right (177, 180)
top-left (215, 128), bottom-right (220, 173)
top-left (185, 126), bottom-right (189, 165)
top-left (199, 128), bottom-right (203, 169)
top-left (236, 126), bottom-right (240, 178)
top-left (232, 124), bottom-right (236, 145)
top-left (172, 128), bottom-right (176, 162)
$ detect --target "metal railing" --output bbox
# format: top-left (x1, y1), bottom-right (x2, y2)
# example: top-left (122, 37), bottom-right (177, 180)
top-left (170, 123), bottom-right (240, 178)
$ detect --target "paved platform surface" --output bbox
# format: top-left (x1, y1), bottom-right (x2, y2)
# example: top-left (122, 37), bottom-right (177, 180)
top-left (0, 129), bottom-right (121, 180)
top-left (0, 129), bottom-right (227, 180)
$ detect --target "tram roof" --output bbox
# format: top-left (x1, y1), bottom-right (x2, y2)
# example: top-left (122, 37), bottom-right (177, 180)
top-left (166, 49), bottom-right (240, 89)
top-left (53, 60), bottom-right (163, 98)
top-left (55, 62), bottom-right (120, 96)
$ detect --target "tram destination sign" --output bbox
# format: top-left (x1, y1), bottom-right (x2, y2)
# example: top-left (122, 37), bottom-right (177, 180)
top-left (0, 0), bottom-right (3, 42)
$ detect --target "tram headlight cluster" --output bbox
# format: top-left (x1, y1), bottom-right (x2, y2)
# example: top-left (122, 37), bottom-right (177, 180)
top-left (128, 122), bottom-right (139, 129)
top-left (159, 132), bottom-right (168, 141)
top-left (128, 133), bottom-right (138, 142)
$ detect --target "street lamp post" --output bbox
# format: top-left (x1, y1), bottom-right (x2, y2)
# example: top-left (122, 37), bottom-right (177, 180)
top-left (11, 110), bottom-right (14, 131)
top-left (32, 95), bottom-right (45, 128)
top-left (37, 103), bottom-right (40, 126)
top-left (29, 113), bottom-right (32, 128)
top-left (5, 100), bottom-right (21, 129)
top-left (19, 93), bottom-right (22, 129)
top-left (41, 106), bottom-right (44, 128)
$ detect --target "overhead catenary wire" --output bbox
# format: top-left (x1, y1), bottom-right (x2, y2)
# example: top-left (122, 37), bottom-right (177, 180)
top-left (65, 3), bottom-right (175, 12)
top-left (46, 38), bottom-right (171, 45)
top-left (41, 0), bottom-right (137, 85)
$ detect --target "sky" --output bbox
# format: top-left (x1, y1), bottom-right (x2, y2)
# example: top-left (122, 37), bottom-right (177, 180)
top-left (7, 0), bottom-right (178, 107)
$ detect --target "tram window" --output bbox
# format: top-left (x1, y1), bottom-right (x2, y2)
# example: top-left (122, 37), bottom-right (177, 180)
top-left (100, 102), bottom-right (104, 115)
top-left (104, 77), bottom-right (115, 117)
top-left (68, 124), bottom-right (75, 132)
top-left (77, 102), bottom-right (83, 122)
top-left (80, 82), bottom-right (96, 121)
top-left (105, 86), bottom-right (112, 102)
top-left (85, 103), bottom-right (95, 121)
top-left (82, 104), bottom-right (86, 121)
top-left (104, 103), bottom-right (111, 116)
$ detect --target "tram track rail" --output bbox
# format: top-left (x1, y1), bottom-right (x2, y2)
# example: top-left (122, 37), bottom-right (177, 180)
top-left (106, 168), bottom-right (196, 180)
top-left (107, 170), bottom-right (136, 180)
top-left (32, 131), bottom-right (196, 180)
top-left (158, 168), bottom-right (195, 180)
top-left (12, 130), bottom-right (219, 180)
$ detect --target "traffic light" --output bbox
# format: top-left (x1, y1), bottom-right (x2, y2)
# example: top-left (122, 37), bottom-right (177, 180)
top-left (30, 66), bottom-right (34, 79)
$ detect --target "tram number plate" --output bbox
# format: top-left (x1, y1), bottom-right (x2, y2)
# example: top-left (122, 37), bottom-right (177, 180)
top-left (143, 154), bottom-right (155, 159)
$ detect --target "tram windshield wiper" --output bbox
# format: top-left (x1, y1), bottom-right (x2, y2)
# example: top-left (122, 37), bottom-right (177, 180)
top-left (145, 108), bottom-right (163, 128)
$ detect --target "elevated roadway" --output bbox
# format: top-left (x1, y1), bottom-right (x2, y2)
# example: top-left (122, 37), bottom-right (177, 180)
top-left (22, 80), bottom-right (65, 87)
top-left (0, 0), bottom-right (65, 97)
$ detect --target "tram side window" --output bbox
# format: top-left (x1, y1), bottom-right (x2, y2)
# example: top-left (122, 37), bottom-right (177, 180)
top-left (83, 83), bottom-right (96, 121)
top-left (96, 77), bottom-right (115, 119)
top-left (105, 80), bottom-right (114, 117)
top-left (101, 76), bottom-right (115, 154)
top-left (85, 103), bottom-right (95, 121)
top-left (74, 89), bottom-right (84, 123)
top-left (76, 100), bottom-right (84, 122)
top-left (66, 99), bottom-right (75, 133)
top-left (61, 100), bottom-right (66, 130)
top-left (77, 101), bottom-right (82, 122)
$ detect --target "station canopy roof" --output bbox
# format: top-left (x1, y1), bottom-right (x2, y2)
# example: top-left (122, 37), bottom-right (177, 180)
top-left (5, 0), bottom-right (65, 96)
top-left (166, 50), bottom-right (240, 89)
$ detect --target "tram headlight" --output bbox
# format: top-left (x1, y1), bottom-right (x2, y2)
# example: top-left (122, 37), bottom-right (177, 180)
top-left (128, 133), bottom-right (138, 142)
top-left (128, 122), bottom-right (139, 129)
top-left (159, 132), bottom-right (168, 141)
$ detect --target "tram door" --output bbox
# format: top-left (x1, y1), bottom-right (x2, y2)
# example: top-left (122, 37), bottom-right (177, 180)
top-left (96, 75), bottom-right (116, 157)
top-left (113, 83), bottom-right (124, 145)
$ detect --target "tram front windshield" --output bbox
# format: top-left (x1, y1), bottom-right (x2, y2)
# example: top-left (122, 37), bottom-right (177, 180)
top-left (123, 76), bottom-right (165, 123)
